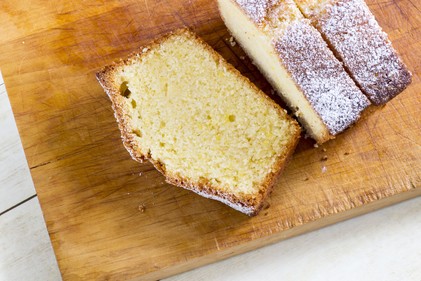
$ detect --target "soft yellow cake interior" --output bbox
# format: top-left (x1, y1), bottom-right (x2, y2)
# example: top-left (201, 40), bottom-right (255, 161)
top-left (218, 0), bottom-right (332, 143)
top-left (113, 32), bottom-right (299, 196)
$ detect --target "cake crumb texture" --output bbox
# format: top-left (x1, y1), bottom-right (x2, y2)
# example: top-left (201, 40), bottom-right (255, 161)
top-left (96, 29), bottom-right (301, 215)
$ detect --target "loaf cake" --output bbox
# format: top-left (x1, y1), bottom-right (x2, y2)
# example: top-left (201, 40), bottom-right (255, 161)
top-left (295, 0), bottom-right (412, 105)
top-left (96, 29), bottom-right (301, 216)
top-left (218, 0), bottom-right (370, 144)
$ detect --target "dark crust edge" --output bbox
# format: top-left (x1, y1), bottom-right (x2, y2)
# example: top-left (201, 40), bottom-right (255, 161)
top-left (96, 28), bottom-right (301, 216)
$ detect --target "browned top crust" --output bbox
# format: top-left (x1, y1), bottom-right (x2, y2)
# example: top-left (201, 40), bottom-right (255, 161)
top-left (315, 0), bottom-right (412, 105)
top-left (96, 28), bottom-right (301, 216)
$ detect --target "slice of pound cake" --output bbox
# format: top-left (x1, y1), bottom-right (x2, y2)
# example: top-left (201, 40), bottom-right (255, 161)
top-left (295, 0), bottom-right (412, 105)
top-left (218, 0), bottom-right (370, 143)
top-left (96, 29), bottom-right (301, 216)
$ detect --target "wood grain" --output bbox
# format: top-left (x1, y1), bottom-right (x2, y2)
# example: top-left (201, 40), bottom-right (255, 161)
top-left (0, 0), bottom-right (420, 280)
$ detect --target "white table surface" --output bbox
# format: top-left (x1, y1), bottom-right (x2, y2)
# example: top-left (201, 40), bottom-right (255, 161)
top-left (0, 72), bottom-right (420, 281)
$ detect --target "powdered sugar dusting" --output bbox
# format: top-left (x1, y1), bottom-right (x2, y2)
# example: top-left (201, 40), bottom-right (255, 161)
top-left (276, 21), bottom-right (370, 135)
top-left (235, 0), bottom-right (278, 23)
top-left (316, 0), bottom-right (412, 105)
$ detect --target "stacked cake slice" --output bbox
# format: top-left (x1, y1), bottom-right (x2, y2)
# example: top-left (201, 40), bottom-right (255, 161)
top-left (295, 0), bottom-right (412, 105)
top-left (218, 0), bottom-right (371, 144)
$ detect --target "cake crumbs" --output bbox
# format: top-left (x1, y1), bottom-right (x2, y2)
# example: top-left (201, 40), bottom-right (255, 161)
top-left (321, 166), bottom-right (327, 173)
top-left (229, 36), bottom-right (237, 47)
top-left (321, 155), bottom-right (328, 161)
top-left (314, 143), bottom-right (319, 148)
top-left (303, 177), bottom-right (309, 181)
top-left (344, 151), bottom-right (350, 155)
top-left (322, 148), bottom-right (327, 152)
top-left (138, 203), bottom-right (146, 213)
top-left (139, 172), bottom-right (142, 176)
top-left (142, 47), bottom-right (149, 53)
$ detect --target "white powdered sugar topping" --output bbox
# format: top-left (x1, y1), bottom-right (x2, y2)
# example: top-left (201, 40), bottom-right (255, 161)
top-left (316, 0), bottom-right (411, 105)
top-left (235, 0), bottom-right (279, 23)
top-left (276, 21), bottom-right (370, 135)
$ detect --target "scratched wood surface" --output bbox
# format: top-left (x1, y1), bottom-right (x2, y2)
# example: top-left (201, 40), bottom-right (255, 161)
top-left (0, 0), bottom-right (420, 280)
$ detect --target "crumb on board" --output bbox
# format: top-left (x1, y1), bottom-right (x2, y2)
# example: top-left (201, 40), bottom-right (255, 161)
top-left (240, 55), bottom-right (246, 60)
top-left (344, 152), bottom-right (350, 155)
top-left (321, 166), bottom-right (327, 173)
top-left (303, 177), bottom-right (309, 181)
top-left (138, 203), bottom-right (146, 213)
top-left (322, 148), bottom-right (327, 152)
top-left (228, 36), bottom-right (236, 46)
top-left (314, 143), bottom-right (319, 148)
top-left (321, 155), bottom-right (328, 161)
top-left (139, 172), bottom-right (142, 176)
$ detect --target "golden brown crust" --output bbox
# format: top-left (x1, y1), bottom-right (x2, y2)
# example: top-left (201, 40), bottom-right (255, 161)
top-left (96, 28), bottom-right (300, 216)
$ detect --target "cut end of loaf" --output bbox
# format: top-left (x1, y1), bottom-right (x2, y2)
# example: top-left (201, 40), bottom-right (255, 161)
top-left (96, 29), bottom-right (301, 215)
top-left (218, 0), bottom-right (370, 144)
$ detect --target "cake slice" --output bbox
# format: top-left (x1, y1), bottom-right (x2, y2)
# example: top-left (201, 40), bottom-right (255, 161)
top-left (218, 0), bottom-right (370, 144)
top-left (96, 29), bottom-right (301, 216)
top-left (295, 0), bottom-right (412, 105)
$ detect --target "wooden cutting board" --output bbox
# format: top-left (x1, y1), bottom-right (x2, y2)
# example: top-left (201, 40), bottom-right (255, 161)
top-left (0, 0), bottom-right (420, 280)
